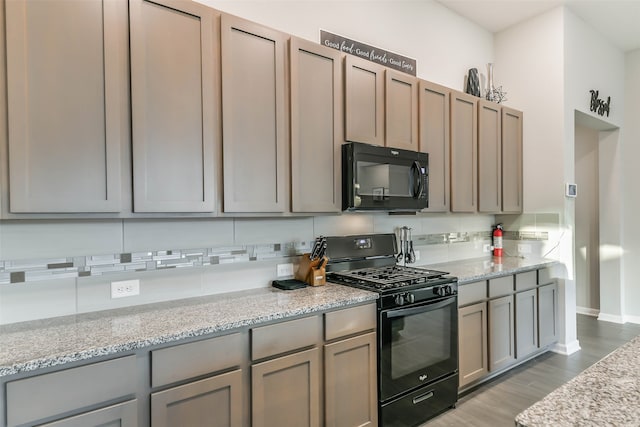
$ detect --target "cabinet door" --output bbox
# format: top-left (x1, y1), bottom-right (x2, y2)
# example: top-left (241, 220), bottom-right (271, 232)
top-left (502, 107), bottom-right (523, 213)
top-left (130, 0), bottom-right (217, 212)
top-left (478, 100), bottom-right (502, 213)
top-left (345, 55), bottom-right (385, 146)
top-left (221, 15), bottom-right (288, 212)
top-left (458, 302), bottom-right (488, 388)
top-left (151, 370), bottom-right (242, 427)
top-left (515, 289), bottom-right (538, 359)
top-left (5, 0), bottom-right (127, 213)
top-left (385, 70), bottom-right (418, 150)
top-left (488, 295), bottom-right (515, 371)
top-left (324, 332), bottom-right (377, 427)
top-left (419, 80), bottom-right (450, 212)
top-left (450, 91), bottom-right (478, 212)
top-left (538, 282), bottom-right (559, 347)
top-left (290, 37), bottom-right (343, 212)
top-left (37, 400), bottom-right (137, 427)
top-left (252, 348), bottom-right (320, 427)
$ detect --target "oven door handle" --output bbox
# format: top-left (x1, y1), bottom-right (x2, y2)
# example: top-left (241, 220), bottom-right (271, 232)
top-left (385, 296), bottom-right (455, 319)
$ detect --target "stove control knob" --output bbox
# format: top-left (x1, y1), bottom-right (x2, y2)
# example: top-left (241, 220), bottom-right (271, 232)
top-left (444, 285), bottom-right (453, 296)
top-left (406, 292), bottom-right (415, 304)
top-left (395, 294), bottom-right (406, 306)
top-left (433, 286), bottom-right (444, 297)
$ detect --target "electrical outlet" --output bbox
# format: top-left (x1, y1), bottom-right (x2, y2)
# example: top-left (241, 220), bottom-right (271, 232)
top-left (518, 244), bottom-right (532, 254)
top-left (111, 279), bottom-right (140, 299)
top-left (277, 263), bottom-right (294, 277)
top-left (483, 244), bottom-right (492, 253)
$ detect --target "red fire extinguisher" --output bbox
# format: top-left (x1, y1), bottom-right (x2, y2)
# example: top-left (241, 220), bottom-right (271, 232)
top-left (493, 224), bottom-right (503, 257)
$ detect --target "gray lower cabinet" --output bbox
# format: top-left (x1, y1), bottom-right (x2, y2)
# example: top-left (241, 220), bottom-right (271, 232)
top-left (488, 295), bottom-right (515, 372)
top-left (458, 302), bottom-right (488, 388)
top-left (5, 0), bottom-right (127, 213)
top-left (539, 282), bottom-right (559, 347)
top-left (251, 348), bottom-right (321, 427)
top-left (515, 289), bottom-right (538, 359)
top-left (38, 400), bottom-right (138, 427)
top-left (5, 355), bottom-right (137, 427)
top-left (221, 14), bottom-right (288, 213)
top-left (151, 370), bottom-right (242, 427)
top-left (290, 37), bottom-right (343, 213)
top-left (129, 0), bottom-right (218, 213)
top-left (324, 332), bottom-right (377, 427)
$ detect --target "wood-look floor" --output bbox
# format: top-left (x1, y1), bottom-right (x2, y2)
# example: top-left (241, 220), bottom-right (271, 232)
top-left (422, 314), bottom-right (640, 426)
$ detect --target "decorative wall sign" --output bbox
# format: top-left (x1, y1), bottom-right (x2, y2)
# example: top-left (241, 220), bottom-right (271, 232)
top-left (589, 90), bottom-right (611, 117)
top-left (320, 30), bottom-right (416, 76)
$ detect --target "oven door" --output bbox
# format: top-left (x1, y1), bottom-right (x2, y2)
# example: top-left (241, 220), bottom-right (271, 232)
top-left (379, 295), bottom-right (458, 402)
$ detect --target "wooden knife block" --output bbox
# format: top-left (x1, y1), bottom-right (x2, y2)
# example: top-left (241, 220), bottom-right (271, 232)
top-left (296, 253), bottom-right (327, 286)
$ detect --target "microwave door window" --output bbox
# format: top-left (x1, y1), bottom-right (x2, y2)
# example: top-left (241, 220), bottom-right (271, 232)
top-left (356, 161), bottom-right (412, 200)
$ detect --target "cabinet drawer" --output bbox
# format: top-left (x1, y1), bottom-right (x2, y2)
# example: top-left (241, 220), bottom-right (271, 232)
top-left (458, 280), bottom-right (487, 306)
top-left (324, 303), bottom-right (376, 341)
top-left (488, 275), bottom-right (514, 298)
top-left (152, 332), bottom-right (244, 388)
top-left (252, 315), bottom-right (321, 360)
top-left (515, 271), bottom-right (537, 291)
top-left (6, 355), bottom-right (136, 427)
top-left (538, 267), bottom-right (554, 285)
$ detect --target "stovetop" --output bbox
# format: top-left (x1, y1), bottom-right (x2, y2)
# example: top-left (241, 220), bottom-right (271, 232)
top-left (328, 265), bottom-right (452, 292)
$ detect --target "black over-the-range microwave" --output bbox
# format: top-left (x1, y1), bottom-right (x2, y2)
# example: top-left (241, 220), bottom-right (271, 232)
top-left (342, 142), bottom-right (429, 211)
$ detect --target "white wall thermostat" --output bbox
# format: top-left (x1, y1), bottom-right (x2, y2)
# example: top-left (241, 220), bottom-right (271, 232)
top-left (566, 183), bottom-right (577, 198)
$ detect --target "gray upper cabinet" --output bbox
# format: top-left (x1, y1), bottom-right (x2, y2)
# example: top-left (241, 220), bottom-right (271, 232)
top-left (5, 0), bottom-right (127, 213)
top-left (290, 37), bottom-right (343, 213)
top-left (418, 80), bottom-right (450, 212)
top-left (345, 55), bottom-right (385, 146)
top-left (130, 0), bottom-right (218, 213)
top-left (385, 70), bottom-right (418, 151)
top-left (502, 106), bottom-right (524, 213)
top-left (478, 100), bottom-right (502, 213)
top-left (221, 14), bottom-right (288, 213)
top-left (450, 91), bottom-right (478, 212)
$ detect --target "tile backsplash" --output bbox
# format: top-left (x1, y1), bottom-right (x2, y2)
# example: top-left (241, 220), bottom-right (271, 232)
top-left (0, 213), bottom-right (556, 324)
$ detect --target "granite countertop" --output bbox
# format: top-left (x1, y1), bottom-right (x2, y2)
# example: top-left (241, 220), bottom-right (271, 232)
top-left (515, 334), bottom-right (640, 426)
top-left (426, 256), bottom-right (559, 284)
top-left (0, 283), bottom-right (377, 378)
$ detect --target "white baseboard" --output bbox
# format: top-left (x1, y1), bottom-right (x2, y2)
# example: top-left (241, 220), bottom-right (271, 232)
top-left (576, 306), bottom-right (599, 317)
top-left (551, 340), bottom-right (581, 355)
top-left (597, 312), bottom-right (625, 324)
top-left (624, 314), bottom-right (640, 325)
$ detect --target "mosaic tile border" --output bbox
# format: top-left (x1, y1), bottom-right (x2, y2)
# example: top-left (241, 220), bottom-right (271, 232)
top-left (0, 230), bottom-right (547, 285)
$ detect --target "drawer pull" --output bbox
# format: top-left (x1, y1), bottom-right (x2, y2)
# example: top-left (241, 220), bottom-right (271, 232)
top-left (413, 390), bottom-right (434, 405)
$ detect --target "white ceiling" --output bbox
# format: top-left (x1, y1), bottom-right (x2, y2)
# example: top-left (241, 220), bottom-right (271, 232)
top-left (436, 0), bottom-right (640, 52)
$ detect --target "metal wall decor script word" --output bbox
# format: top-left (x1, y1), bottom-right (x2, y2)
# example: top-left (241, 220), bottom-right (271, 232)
top-left (320, 30), bottom-right (416, 76)
top-left (590, 89), bottom-right (611, 117)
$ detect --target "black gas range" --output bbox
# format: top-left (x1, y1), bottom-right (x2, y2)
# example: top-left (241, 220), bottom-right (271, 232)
top-left (326, 233), bottom-right (459, 427)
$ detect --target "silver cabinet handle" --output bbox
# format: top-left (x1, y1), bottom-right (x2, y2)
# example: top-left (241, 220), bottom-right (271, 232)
top-left (413, 390), bottom-right (434, 405)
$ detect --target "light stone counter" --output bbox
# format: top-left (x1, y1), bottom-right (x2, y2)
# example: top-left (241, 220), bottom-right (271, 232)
top-left (515, 334), bottom-right (640, 426)
top-left (0, 283), bottom-right (377, 378)
top-left (426, 256), bottom-right (559, 284)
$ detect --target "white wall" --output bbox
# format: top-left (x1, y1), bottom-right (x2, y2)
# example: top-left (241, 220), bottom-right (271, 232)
top-left (623, 49), bottom-right (640, 322)
top-left (197, 0), bottom-right (494, 90)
